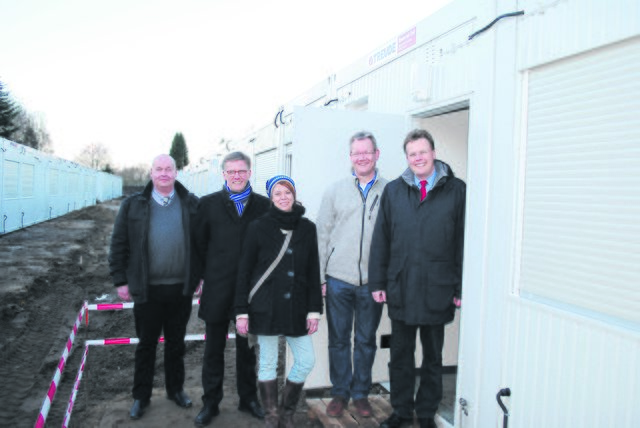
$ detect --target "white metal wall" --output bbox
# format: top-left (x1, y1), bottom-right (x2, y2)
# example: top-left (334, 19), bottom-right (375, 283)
top-left (503, 300), bottom-right (639, 427)
top-left (177, 157), bottom-right (223, 197)
top-left (1, 138), bottom-right (123, 234)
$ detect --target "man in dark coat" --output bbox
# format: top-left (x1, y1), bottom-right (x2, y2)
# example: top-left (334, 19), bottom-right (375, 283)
top-left (109, 154), bottom-right (199, 420)
top-left (191, 151), bottom-right (270, 427)
top-left (369, 129), bottom-right (465, 428)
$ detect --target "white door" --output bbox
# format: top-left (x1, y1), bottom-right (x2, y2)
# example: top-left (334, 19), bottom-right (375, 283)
top-left (287, 105), bottom-right (408, 389)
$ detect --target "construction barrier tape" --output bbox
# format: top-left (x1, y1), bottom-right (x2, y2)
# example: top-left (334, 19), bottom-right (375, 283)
top-left (61, 345), bottom-right (89, 428)
top-left (85, 298), bottom-right (200, 311)
top-left (84, 333), bottom-right (237, 346)
top-left (34, 305), bottom-right (86, 428)
top-left (36, 299), bottom-right (216, 426)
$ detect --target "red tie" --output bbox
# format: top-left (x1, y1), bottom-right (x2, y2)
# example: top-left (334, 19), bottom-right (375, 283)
top-left (420, 180), bottom-right (428, 201)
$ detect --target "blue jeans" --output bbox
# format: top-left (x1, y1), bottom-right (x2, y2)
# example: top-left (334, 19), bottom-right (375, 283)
top-left (326, 276), bottom-right (383, 400)
top-left (257, 334), bottom-right (315, 383)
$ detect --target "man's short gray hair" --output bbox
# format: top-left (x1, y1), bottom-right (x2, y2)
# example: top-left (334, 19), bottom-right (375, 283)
top-left (349, 131), bottom-right (378, 151)
top-left (151, 154), bottom-right (177, 170)
top-left (222, 151), bottom-right (252, 170)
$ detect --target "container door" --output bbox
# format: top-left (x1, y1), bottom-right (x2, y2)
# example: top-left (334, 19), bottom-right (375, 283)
top-left (288, 105), bottom-right (408, 389)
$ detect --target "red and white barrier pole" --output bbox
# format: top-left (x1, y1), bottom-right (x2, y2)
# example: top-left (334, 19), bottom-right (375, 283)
top-left (34, 304), bottom-right (86, 428)
top-left (84, 298), bottom-right (200, 325)
top-left (83, 333), bottom-right (238, 346)
top-left (61, 345), bottom-right (89, 428)
top-left (85, 298), bottom-right (200, 312)
top-left (36, 297), bottom-right (210, 426)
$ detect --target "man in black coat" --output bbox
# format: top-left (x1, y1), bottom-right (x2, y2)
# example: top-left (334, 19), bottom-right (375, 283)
top-left (191, 151), bottom-right (270, 426)
top-left (369, 129), bottom-right (465, 428)
top-left (109, 154), bottom-right (199, 420)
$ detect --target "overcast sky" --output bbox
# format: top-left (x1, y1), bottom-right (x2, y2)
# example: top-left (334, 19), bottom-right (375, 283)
top-left (1, 0), bottom-right (452, 167)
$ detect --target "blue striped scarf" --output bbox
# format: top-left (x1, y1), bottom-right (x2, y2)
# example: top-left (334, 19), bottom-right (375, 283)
top-left (226, 182), bottom-right (252, 216)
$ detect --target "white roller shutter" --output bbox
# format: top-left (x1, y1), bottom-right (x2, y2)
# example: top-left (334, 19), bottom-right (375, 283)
top-left (49, 169), bottom-right (59, 195)
top-left (21, 164), bottom-right (34, 197)
top-left (3, 160), bottom-right (19, 198)
top-left (519, 38), bottom-right (640, 326)
top-left (254, 148), bottom-right (278, 196)
top-left (285, 143), bottom-right (293, 176)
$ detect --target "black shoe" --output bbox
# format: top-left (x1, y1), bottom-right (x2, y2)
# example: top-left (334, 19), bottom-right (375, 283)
top-left (129, 399), bottom-right (150, 420)
top-left (167, 390), bottom-right (193, 408)
top-left (195, 404), bottom-right (220, 427)
top-left (238, 399), bottom-right (265, 420)
top-left (419, 417), bottom-right (437, 428)
top-left (380, 412), bottom-right (413, 428)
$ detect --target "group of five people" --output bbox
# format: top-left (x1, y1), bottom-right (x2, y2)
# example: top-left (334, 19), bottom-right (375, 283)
top-left (109, 128), bottom-right (465, 428)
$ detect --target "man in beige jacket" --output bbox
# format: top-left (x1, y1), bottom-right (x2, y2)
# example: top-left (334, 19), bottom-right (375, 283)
top-left (316, 131), bottom-right (387, 418)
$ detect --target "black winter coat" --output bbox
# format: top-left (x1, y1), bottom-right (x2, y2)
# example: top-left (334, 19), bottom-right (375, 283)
top-left (108, 181), bottom-right (200, 304)
top-left (192, 187), bottom-right (270, 323)
top-left (369, 160), bottom-right (465, 325)
top-left (235, 204), bottom-right (323, 337)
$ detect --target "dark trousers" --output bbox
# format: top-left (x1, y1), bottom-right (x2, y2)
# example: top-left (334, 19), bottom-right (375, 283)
top-left (201, 319), bottom-right (258, 406)
top-left (389, 319), bottom-right (445, 419)
top-left (132, 284), bottom-right (192, 400)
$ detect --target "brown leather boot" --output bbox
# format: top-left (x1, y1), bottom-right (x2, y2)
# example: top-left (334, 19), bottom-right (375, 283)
top-left (258, 380), bottom-right (279, 428)
top-left (279, 379), bottom-right (304, 428)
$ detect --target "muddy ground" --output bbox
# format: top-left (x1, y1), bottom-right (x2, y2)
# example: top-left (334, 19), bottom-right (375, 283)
top-left (0, 198), bottom-right (328, 428)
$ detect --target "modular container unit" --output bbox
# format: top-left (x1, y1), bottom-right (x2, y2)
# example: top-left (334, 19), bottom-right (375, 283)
top-left (180, 0), bottom-right (640, 426)
top-left (1, 138), bottom-right (123, 234)
top-left (177, 155), bottom-right (224, 197)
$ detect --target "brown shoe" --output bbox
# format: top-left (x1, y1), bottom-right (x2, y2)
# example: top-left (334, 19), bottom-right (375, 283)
top-left (326, 396), bottom-right (347, 417)
top-left (353, 398), bottom-right (373, 417)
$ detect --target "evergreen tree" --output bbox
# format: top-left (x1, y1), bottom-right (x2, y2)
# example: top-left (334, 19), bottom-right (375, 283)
top-left (0, 80), bottom-right (20, 139)
top-left (21, 124), bottom-right (39, 148)
top-left (169, 132), bottom-right (189, 170)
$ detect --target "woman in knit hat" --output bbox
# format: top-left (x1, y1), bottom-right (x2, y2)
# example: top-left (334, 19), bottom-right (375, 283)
top-left (235, 175), bottom-right (323, 428)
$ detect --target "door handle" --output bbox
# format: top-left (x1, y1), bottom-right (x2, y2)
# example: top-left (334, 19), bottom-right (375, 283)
top-left (497, 388), bottom-right (511, 428)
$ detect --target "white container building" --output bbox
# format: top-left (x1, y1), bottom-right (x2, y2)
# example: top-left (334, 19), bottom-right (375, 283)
top-left (1, 137), bottom-right (123, 234)
top-left (181, 0), bottom-right (640, 426)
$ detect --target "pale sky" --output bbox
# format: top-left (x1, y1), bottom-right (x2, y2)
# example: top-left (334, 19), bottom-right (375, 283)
top-left (1, 0), bottom-right (452, 168)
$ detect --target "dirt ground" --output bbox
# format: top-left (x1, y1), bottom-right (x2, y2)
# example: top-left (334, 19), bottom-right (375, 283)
top-left (0, 198), bottom-right (325, 428)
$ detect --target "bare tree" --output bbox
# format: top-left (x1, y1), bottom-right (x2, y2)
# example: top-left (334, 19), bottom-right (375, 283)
top-left (75, 142), bottom-right (112, 171)
top-left (10, 110), bottom-right (53, 152)
top-left (115, 164), bottom-right (150, 187)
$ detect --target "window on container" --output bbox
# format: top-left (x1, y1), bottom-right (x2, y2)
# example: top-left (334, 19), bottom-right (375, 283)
top-left (254, 149), bottom-right (278, 196)
top-left (285, 143), bottom-right (293, 176)
top-left (3, 160), bottom-right (19, 198)
top-left (21, 163), bottom-right (35, 197)
top-left (69, 172), bottom-right (77, 194)
top-left (346, 96), bottom-right (369, 111)
top-left (518, 38), bottom-right (640, 328)
top-left (60, 172), bottom-right (68, 194)
top-left (49, 169), bottom-right (59, 195)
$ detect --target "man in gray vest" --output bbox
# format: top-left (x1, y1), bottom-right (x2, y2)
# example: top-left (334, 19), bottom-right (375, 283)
top-left (109, 154), bottom-right (199, 420)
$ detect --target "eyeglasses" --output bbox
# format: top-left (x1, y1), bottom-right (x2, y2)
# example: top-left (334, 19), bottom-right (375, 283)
top-left (350, 151), bottom-right (376, 158)
top-left (407, 150), bottom-right (432, 159)
top-left (225, 169), bottom-right (249, 177)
